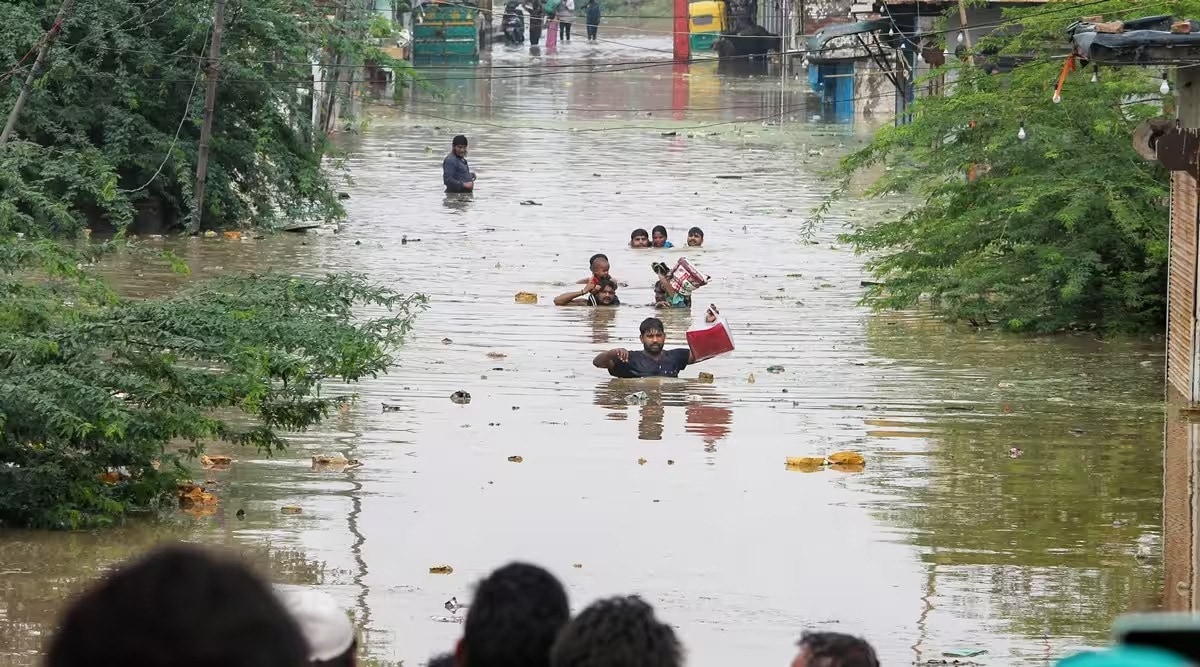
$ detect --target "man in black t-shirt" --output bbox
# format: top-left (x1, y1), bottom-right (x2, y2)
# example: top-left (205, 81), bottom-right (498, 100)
top-left (592, 317), bottom-right (699, 378)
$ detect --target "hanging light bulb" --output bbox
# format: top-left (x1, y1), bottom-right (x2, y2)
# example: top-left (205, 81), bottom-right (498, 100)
top-left (1018, 123), bottom-right (1027, 141)
top-left (957, 31), bottom-right (965, 44)
top-left (1161, 71), bottom-right (1171, 95)
top-left (1052, 91), bottom-right (1061, 103)
top-left (1091, 66), bottom-right (1098, 83)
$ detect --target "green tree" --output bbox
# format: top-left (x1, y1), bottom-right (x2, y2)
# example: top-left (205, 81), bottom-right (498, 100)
top-left (0, 241), bottom-right (427, 528)
top-left (0, 0), bottom-right (412, 233)
top-left (817, 0), bottom-right (1200, 333)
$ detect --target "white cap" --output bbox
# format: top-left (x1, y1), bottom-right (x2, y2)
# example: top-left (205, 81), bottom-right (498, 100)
top-left (276, 586), bottom-right (357, 662)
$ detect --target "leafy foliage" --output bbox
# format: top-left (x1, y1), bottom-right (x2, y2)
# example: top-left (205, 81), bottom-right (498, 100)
top-left (0, 0), bottom-right (414, 233)
top-left (817, 0), bottom-right (1200, 333)
top-left (0, 244), bottom-right (427, 528)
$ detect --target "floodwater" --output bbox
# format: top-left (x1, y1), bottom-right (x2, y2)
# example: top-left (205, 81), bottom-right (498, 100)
top-left (0, 24), bottom-right (1172, 667)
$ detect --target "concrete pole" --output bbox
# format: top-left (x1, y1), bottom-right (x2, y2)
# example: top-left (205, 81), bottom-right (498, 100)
top-left (673, 0), bottom-right (689, 62)
top-left (190, 0), bottom-right (227, 233)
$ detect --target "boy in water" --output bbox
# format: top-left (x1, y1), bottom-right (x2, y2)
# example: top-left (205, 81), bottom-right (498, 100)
top-left (576, 253), bottom-right (627, 287)
top-left (687, 226), bottom-right (704, 247)
top-left (630, 228), bottom-right (650, 248)
top-left (651, 225), bottom-right (673, 248)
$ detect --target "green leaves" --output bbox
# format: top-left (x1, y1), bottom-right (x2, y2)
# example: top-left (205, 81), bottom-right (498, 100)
top-left (0, 0), bottom-right (405, 234)
top-left (818, 0), bottom-right (1183, 332)
top-left (0, 235), bottom-right (427, 528)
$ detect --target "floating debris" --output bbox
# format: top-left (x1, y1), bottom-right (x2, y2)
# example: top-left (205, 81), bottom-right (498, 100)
top-left (767, 365), bottom-right (785, 374)
top-left (445, 597), bottom-right (466, 613)
top-left (1008, 447), bottom-right (1024, 459)
top-left (667, 460), bottom-right (675, 465)
top-left (451, 391), bottom-right (472, 404)
top-left (280, 506), bottom-right (303, 515)
top-left (312, 453), bottom-right (363, 470)
top-left (508, 455), bottom-right (524, 463)
top-left (625, 391), bottom-right (650, 405)
top-left (235, 509), bottom-right (246, 520)
top-left (442, 337), bottom-right (453, 345)
top-left (519, 200), bottom-right (543, 206)
top-left (382, 401), bottom-right (403, 412)
top-left (487, 352), bottom-right (507, 359)
top-left (746, 373), bottom-right (756, 384)
top-left (573, 563), bottom-right (583, 568)
top-left (785, 456), bottom-right (825, 472)
top-left (178, 482), bottom-right (218, 508)
top-left (638, 458), bottom-right (647, 465)
top-left (514, 292), bottom-right (539, 304)
top-left (199, 455), bottom-right (232, 468)
top-left (429, 565), bottom-right (454, 574)
top-left (827, 451), bottom-right (866, 466)
top-left (715, 174), bottom-right (744, 180)
top-left (697, 372), bottom-right (715, 383)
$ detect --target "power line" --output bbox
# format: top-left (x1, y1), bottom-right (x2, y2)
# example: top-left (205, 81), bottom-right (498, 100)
top-left (118, 29), bottom-right (211, 194)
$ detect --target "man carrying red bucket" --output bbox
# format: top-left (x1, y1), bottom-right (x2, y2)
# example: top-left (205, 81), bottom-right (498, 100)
top-left (592, 308), bottom-right (734, 378)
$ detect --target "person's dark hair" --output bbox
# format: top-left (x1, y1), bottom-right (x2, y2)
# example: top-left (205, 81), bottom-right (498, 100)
top-left (687, 226), bottom-right (703, 238)
top-left (596, 277), bottom-right (618, 292)
top-left (461, 562), bottom-right (569, 667)
top-left (639, 317), bottom-right (664, 335)
top-left (313, 640), bottom-right (357, 667)
top-left (427, 654), bottom-right (456, 667)
top-left (651, 225), bottom-right (668, 237)
top-left (795, 632), bottom-right (880, 667)
top-left (453, 134), bottom-right (469, 147)
top-left (46, 544), bottom-right (308, 667)
top-left (589, 253), bottom-right (609, 269)
top-left (631, 228), bottom-right (649, 240)
top-left (550, 595), bottom-right (682, 667)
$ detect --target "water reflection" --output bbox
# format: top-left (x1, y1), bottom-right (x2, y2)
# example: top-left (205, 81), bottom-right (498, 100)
top-left (863, 315), bottom-right (1164, 652)
top-left (1163, 394), bottom-right (1200, 613)
top-left (593, 379), bottom-right (732, 445)
top-left (443, 193), bottom-right (475, 213)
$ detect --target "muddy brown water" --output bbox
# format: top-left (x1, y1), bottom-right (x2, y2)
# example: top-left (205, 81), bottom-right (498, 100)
top-left (0, 29), bottom-right (1168, 667)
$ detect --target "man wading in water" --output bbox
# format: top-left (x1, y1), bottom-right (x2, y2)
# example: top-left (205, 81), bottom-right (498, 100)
top-left (593, 317), bottom-right (705, 378)
top-left (443, 135), bottom-right (475, 193)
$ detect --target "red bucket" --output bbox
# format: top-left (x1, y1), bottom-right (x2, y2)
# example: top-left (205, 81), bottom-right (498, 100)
top-left (686, 305), bottom-right (734, 362)
top-left (668, 258), bottom-right (707, 297)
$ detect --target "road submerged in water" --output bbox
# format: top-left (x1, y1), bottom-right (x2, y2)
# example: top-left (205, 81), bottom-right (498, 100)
top-left (0, 28), bottom-right (1171, 667)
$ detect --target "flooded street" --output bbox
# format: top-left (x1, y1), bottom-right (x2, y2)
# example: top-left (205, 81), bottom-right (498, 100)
top-left (0, 27), bottom-right (1170, 667)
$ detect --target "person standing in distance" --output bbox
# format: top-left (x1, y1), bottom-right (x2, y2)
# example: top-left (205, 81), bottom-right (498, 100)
top-left (443, 135), bottom-right (476, 193)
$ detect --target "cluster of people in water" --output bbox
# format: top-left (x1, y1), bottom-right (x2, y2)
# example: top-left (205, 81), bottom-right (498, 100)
top-left (41, 544), bottom-right (882, 667)
top-left (552, 226), bottom-right (704, 309)
top-left (441, 135), bottom-right (714, 381)
top-left (500, 0), bottom-right (603, 46)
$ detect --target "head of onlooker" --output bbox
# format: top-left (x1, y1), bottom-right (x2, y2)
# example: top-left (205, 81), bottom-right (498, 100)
top-left (550, 595), bottom-right (682, 667)
top-left (277, 586), bottom-right (357, 666)
top-left (46, 544), bottom-right (308, 667)
top-left (686, 227), bottom-right (704, 247)
top-left (630, 228), bottom-right (650, 248)
top-left (457, 562), bottom-right (570, 667)
top-left (790, 632), bottom-right (879, 667)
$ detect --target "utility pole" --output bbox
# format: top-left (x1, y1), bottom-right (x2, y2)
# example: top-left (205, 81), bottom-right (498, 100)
top-left (0, 0), bottom-right (76, 148)
top-left (190, 0), bottom-right (227, 234)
